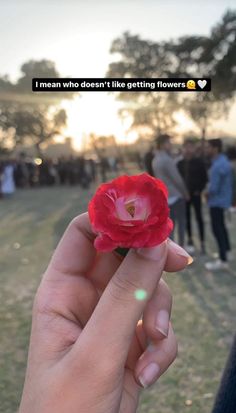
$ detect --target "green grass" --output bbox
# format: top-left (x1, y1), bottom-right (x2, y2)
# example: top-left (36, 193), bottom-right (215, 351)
top-left (0, 183), bottom-right (235, 413)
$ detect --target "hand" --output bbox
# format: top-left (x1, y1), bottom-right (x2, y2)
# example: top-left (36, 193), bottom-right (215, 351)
top-left (19, 213), bottom-right (191, 413)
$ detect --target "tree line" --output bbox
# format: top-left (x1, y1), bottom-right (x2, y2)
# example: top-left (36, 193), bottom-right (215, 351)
top-left (0, 9), bottom-right (235, 155)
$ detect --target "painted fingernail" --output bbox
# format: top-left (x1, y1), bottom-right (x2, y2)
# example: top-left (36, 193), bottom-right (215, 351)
top-left (137, 241), bottom-right (167, 261)
top-left (167, 239), bottom-right (193, 265)
top-left (138, 362), bottom-right (160, 388)
top-left (155, 309), bottom-right (169, 337)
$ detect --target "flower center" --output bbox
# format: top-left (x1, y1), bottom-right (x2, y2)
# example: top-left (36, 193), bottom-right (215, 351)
top-left (115, 195), bottom-right (151, 223)
top-left (125, 201), bottom-right (135, 217)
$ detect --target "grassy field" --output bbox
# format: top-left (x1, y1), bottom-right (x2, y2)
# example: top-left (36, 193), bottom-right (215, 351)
top-left (0, 182), bottom-right (235, 413)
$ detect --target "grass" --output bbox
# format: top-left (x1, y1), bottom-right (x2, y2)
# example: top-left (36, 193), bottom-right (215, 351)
top-left (0, 181), bottom-right (235, 413)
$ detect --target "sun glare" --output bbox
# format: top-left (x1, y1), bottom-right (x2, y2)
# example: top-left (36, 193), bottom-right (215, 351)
top-left (61, 93), bottom-right (136, 151)
top-left (174, 110), bottom-right (195, 131)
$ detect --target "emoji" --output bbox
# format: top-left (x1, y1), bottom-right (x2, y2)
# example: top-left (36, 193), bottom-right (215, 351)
top-left (198, 79), bottom-right (207, 89)
top-left (186, 80), bottom-right (196, 90)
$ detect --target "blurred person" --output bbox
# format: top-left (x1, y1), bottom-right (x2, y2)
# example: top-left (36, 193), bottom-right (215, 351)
top-left (47, 159), bottom-right (58, 186)
top-left (108, 155), bottom-right (118, 173)
top-left (205, 139), bottom-right (232, 271)
top-left (88, 158), bottom-right (97, 182)
top-left (177, 138), bottom-right (208, 254)
top-left (1, 159), bottom-right (16, 196)
top-left (57, 156), bottom-right (68, 185)
top-left (144, 145), bottom-right (154, 176)
top-left (211, 334), bottom-right (236, 413)
top-left (227, 146), bottom-right (236, 210)
top-left (152, 134), bottom-right (189, 247)
top-left (39, 159), bottom-right (49, 186)
top-left (76, 155), bottom-right (88, 188)
top-left (99, 155), bottom-right (109, 182)
top-left (0, 161), bottom-right (3, 198)
top-left (135, 151), bottom-right (143, 170)
top-left (68, 156), bottom-right (77, 186)
top-left (14, 158), bottom-right (29, 188)
top-left (27, 160), bottom-right (38, 187)
top-left (174, 147), bottom-right (183, 164)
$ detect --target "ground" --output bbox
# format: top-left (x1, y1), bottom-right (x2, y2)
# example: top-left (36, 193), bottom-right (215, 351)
top-left (0, 182), bottom-right (235, 413)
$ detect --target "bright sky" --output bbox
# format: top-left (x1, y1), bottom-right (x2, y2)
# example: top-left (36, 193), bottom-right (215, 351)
top-left (1, 0), bottom-right (235, 149)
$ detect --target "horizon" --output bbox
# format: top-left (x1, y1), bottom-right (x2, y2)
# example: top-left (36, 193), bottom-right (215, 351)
top-left (1, 0), bottom-right (235, 148)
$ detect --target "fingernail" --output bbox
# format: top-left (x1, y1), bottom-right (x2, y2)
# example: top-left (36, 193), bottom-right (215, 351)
top-left (137, 241), bottom-right (167, 261)
top-left (167, 239), bottom-right (193, 265)
top-left (155, 310), bottom-right (169, 337)
top-left (138, 362), bottom-right (160, 388)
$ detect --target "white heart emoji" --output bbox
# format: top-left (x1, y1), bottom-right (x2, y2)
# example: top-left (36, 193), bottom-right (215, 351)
top-left (198, 80), bottom-right (207, 89)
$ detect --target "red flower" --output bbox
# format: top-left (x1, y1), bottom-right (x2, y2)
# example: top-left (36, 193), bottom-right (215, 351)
top-left (88, 173), bottom-right (173, 252)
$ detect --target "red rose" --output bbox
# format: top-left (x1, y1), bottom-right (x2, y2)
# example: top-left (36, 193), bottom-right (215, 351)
top-left (88, 173), bottom-right (173, 252)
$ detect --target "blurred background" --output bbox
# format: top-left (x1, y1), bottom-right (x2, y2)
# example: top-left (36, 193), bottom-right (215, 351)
top-left (0, 1), bottom-right (236, 412)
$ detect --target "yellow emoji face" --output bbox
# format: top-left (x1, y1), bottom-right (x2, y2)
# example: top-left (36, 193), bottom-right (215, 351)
top-left (186, 80), bottom-right (196, 90)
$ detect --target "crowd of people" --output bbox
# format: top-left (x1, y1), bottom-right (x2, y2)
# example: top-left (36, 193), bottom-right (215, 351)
top-left (1, 137), bottom-right (236, 272)
top-left (145, 135), bottom-right (236, 271)
top-left (0, 154), bottom-right (120, 196)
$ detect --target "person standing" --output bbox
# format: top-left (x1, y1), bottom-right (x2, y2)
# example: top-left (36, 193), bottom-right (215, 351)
top-left (177, 139), bottom-right (208, 254)
top-left (152, 134), bottom-right (189, 247)
top-left (227, 146), bottom-right (236, 210)
top-left (144, 145), bottom-right (154, 176)
top-left (205, 139), bottom-right (232, 271)
top-left (1, 159), bottom-right (16, 196)
top-left (0, 161), bottom-right (4, 199)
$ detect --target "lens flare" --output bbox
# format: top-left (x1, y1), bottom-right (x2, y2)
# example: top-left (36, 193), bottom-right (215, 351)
top-left (134, 289), bottom-right (147, 301)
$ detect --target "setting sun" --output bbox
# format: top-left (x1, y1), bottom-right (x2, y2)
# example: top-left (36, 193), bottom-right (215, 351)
top-left (61, 93), bottom-right (136, 150)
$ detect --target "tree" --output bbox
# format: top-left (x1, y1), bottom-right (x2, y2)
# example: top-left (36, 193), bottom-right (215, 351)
top-left (0, 59), bottom-right (71, 152)
top-left (183, 94), bottom-right (230, 140)
top-left (0, 59), bottom-right (74, 101)
top-left (107, 32), bottom-right (179, 137)
top-left (0, 105), bottom-right (67, 154)
top-left (119, 93), bottom-right (178, 137)
top-left (16, 60), bottom-right (59, 93)
top-left (107, 10), bottom-right (236, 140)
top-left (169, 10), bottom-right (236, 138)
top-left (89, 134), bottom-right (117, 156)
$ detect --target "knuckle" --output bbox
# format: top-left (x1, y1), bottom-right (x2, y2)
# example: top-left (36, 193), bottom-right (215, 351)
top-left (33, 283), bottom-right (47, 314)
top-left (69, 215), bottom-right (80, 229)
top-left (109, 271), bottom-right (141, 302)
top-left (158, 279), bottom-right (173, 306)
top-left (33, 279), bottom-right (57, 317)
top-left (66, 215), bottom-right (85, 237)
top-left (162, 332), bottom-right (178, 365)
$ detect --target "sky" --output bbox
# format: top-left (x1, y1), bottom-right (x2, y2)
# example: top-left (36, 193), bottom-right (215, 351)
top-left (0, 0), bottom-right (235, 149)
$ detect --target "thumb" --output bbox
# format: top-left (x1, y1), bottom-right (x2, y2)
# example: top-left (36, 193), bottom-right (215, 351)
top-left (75, 241), bottom-right (167, 365)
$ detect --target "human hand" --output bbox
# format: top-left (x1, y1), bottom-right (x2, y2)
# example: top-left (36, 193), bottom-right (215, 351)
top-left (19, 213), bottom-right (191, 413)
